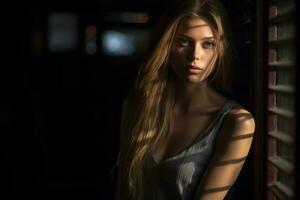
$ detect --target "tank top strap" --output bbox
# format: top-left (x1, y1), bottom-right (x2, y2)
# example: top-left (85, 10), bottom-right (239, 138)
top-left (192, 99), bottom-right (240, 144)
top-left (208, 99), bottom-right (240, 139)
top-left (212, 99), bottom-right (239, 126)
top-left (216, 99), bottom-right (240, 123)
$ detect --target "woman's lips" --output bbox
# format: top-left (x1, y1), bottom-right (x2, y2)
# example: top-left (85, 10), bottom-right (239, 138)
top-left (188, 65), bottom-right (203, 74)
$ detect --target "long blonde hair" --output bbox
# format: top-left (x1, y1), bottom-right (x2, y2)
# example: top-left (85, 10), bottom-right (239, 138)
top-left (115, 0), bottom-right (236, 199)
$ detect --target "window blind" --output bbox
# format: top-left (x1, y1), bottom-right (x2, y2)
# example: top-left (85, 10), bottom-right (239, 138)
top-left (266, 0), bottom-right (296, 199)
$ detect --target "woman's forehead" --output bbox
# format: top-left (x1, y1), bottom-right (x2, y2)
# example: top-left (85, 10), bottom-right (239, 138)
top-left (176, 18), bottom-right (215, 38)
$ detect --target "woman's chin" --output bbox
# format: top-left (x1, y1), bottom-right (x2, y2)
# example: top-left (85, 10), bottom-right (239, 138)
top-left (186, 75), bottom-right (204, 83)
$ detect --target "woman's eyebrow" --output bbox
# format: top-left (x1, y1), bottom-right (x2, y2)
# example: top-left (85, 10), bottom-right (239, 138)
top-left (177, 34), bottom-right (191, 39)
top-left (201, 36), bottom-right (216, 40)
top-left (177, 34), bottom-right (215, 41)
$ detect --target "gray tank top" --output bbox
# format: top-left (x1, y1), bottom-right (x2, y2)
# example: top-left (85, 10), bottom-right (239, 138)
top-left (148, 100), bottom-right (239, 200)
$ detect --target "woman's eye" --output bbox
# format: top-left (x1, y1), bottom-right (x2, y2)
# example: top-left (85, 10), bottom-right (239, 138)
top-left (178, 39), bottom-right (191, 47)
top-left (202, 41), bottom-right (215, 49)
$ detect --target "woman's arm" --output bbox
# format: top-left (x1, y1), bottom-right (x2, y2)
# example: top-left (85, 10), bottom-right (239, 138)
top-left (194, 107), bottom-right (255, 200)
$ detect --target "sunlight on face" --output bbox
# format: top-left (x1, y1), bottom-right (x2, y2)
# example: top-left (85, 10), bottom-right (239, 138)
top-left (170, 18), bottom-right (217, 83)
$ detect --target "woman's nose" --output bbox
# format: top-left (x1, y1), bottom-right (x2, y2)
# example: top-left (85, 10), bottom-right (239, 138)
top-left (189, 44), bottom-right (202, 61)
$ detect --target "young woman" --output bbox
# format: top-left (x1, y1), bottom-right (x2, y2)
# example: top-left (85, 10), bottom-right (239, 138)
top-left (114, 0), bottom-right (255, 199)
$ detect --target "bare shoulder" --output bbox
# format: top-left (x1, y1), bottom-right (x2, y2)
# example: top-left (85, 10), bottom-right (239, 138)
top-left (194, 106), bottom-right (255, 199)
top-left (222, 106), bottom-right (256, 137)
top-left (212, 105), bottom-right (255, 161)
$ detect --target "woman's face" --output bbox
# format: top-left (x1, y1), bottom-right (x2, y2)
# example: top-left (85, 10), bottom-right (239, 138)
top-left (170, 17), bottom-right (217, 83)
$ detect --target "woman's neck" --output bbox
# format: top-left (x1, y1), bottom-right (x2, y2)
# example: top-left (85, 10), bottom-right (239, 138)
top-left (174, 80), bottom-right (226, 113)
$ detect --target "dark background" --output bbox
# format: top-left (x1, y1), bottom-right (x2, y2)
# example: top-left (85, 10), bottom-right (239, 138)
top-left (2, 0), bottom-right (259, 199)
